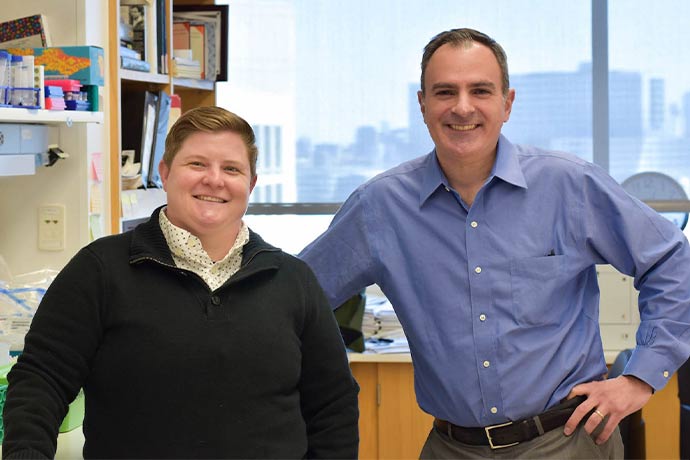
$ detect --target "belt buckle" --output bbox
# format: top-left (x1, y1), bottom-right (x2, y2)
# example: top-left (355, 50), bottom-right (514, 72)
top-left (484, 421), bottom-right (519, 450)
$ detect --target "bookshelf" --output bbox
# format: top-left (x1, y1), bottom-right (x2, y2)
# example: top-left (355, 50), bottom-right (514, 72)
top-left (107, 0), bottom-right (220, 234)
top-left (0, 0), bottom-right (107, 276)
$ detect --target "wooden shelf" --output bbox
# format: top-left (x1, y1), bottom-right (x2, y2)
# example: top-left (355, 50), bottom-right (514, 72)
top-left (108, 0), bottom-right (219, 234)
top-left (0, 108), bottom-right (104, 125)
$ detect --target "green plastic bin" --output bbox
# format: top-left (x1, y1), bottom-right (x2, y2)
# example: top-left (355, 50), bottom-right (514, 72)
top-left (0, 362), bottom-right (84, 443)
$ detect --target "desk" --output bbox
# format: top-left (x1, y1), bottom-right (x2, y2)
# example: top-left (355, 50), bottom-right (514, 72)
top-left (348, 353), bottom-right (680, 460)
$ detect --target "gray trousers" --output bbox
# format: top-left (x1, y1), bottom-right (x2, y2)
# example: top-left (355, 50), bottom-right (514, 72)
top-left (419, 423), bottom-right (624, 459)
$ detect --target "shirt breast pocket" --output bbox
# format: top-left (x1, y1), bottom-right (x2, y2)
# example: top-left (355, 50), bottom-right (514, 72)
top-left (510, 255), bottom-right (569, 326)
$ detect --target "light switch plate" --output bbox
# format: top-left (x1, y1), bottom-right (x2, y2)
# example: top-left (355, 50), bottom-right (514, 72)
top-left (38, 204), bottom-right (65, 251)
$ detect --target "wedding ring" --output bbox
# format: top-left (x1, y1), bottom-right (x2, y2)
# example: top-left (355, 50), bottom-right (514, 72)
top-left (594, 409), bottom-right (605, 419)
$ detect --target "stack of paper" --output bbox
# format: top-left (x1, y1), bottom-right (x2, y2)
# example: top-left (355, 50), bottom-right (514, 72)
top-left (364, 337), bottom-right (410, 354)
top-left (364, 296), bottom-right (405, 339)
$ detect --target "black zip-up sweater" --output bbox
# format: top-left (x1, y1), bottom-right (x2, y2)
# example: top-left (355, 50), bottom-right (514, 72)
top-left (3, 208), bottom-right (359, 459)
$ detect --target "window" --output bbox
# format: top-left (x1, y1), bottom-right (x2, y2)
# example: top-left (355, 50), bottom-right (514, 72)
top-left (217, 0), bottom-right (690, 249)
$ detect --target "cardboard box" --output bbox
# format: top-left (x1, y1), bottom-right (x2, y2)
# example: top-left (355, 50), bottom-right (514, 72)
top-left (29, 46), bottom-right (104, 86)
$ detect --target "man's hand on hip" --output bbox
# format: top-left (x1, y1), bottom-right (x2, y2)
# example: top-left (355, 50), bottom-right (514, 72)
top-left (562, 375), bottom-right (653, 444)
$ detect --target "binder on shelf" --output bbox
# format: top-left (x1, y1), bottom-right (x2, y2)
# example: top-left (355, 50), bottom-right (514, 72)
top-left (147, 90), bottom-right (171, 188)
top-left (121, 90), bottom-right (158, 188)
top-left (156, 0), bottom-right (168, 74)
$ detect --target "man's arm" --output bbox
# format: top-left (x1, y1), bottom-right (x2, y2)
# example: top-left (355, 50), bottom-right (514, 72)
top-left (564, 163), bottom-right (690, 443)
top-left (299, 190), bottom-right (377, 309)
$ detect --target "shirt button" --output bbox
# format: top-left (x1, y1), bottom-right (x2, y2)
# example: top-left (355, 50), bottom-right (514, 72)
top-left (474, 266), bottom-right (482, 274)
top-left (470, 221), bottom-right (478, 228)
top-left (479, 314), bottom-right (486, 321)
top-left (483, 360), bottom-right (490, 368)
top-left (211, 296), bottom-right (221, 306)
top-left (490, 407), bottom-right (498, 414)
top-left (444, 186), bottom-right (450, 192)
top-left (663, 370), bottom-right (669, 378)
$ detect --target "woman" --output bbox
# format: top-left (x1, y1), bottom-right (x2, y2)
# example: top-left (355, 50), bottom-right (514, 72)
top-left (2, 106), bottom-right (359, 459)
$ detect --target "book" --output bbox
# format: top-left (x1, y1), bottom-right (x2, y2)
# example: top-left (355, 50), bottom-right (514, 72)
top-left (0, 14), bottom-right (51, 49)
top-left (121, 55), bottom-right (151, 72)
top-left (172, 21), bottom-right (190, 50)
top-left (168, 94), bottom-right (182, 132)
top-left (120, 45), bottom-right (141, 60)
top-left (148, 90), bottom-right (171, 188)
top-left (121, 90), bottom-right (158, 188)
top-left (156, 0), bottom-right (168, 74)
top-left (189, 23), bottom-right (205, 80)
top-left (173, 5), bottom-right (228, 81)
top-left (171, 58), bottom-right (201, 79)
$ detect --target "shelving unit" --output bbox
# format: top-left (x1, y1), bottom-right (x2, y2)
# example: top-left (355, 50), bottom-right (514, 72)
top-left (0, 108), bottom-right (104, 125)
top-left (0, 0), bottom-right (107, 276)
top-left (107, 0), bottom-right (219, 234)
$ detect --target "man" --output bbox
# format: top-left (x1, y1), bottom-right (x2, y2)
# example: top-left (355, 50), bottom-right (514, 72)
top-left (3, 107), bottom-right (359, 459)
top-left (299, 28), bottom-right (690, 458)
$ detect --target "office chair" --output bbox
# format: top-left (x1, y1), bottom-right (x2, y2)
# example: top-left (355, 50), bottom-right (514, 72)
top-left (608, 348), bottom-right (646, 459)
top-left (333, 290), bottom-right (366, 352)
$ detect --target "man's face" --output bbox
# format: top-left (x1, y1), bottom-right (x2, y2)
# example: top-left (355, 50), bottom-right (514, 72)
top-left (418, 42), bottom-right (515, 166)
top-left (159, 131), bottom-right (257, 240)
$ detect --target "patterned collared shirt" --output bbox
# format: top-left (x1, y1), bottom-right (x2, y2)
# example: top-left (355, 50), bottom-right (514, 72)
top-left (159, 208), bottom-right (249, 291)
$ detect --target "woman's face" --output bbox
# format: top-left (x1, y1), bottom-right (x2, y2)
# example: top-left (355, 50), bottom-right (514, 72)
top-left (159, 131), bottom-right (257, 241)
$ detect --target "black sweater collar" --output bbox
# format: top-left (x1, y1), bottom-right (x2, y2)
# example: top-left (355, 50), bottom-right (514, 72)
top-left (129, 206), bottom-right (281, 269)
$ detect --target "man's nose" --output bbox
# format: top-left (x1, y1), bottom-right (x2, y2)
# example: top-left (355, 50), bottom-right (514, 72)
top-left (452, 93), bottom-right (474, 116)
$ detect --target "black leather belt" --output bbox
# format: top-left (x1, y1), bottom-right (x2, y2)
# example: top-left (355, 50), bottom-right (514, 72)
top-left (433, 395), bottom-right (588, 449)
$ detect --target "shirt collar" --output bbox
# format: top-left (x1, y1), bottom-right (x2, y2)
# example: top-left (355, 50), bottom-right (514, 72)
top-left (158, 207), bottom-right (249, 264)
top-left (419, 134), bottom-right (527, 206)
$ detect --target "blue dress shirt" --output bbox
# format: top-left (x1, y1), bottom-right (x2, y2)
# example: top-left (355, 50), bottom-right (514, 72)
top-left (299, 135), bottom-right (690, 428)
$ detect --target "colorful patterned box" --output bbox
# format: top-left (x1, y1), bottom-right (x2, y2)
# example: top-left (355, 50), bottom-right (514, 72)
top-left (19, 46), bottom-right (104, 86)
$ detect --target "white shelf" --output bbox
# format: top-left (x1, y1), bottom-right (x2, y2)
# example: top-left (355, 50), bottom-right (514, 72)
top-left (120, 69), bottom-right (170, 84)
top-left (0, 108), bottom-right (104, 125)
top-left (172, 77), bottom-right (215, 91)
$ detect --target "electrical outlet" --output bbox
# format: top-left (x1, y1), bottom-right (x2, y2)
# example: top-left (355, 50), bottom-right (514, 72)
top-left (38, 204), bottom-right (65, 251)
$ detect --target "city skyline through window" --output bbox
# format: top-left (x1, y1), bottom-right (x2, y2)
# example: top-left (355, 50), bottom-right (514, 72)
top-left (217, 0), bottom-right (690, 250)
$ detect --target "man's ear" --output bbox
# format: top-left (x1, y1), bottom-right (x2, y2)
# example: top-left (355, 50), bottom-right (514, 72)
top-left (503, 88), bottom-right (516, 123)
top-left (417, 90), bottom-right (427, 123)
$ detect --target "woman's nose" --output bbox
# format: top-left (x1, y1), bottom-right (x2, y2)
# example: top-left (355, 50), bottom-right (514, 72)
top-left (202, 167), bottom-right (224, 187)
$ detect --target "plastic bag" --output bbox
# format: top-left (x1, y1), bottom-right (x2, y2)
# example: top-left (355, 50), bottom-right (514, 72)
top-left (0, 255), bottom-right (58, 352)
